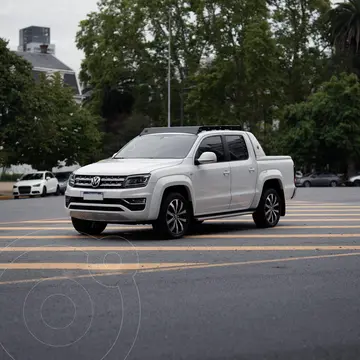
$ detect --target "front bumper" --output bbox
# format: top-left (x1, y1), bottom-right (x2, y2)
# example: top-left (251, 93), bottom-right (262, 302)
top-left (65, 184), bottom-right (156, 223)
top-left (13, 185), bottom-right (42, 196)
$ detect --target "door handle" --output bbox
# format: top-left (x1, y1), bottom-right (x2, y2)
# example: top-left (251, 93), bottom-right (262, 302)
top-left (248, 167), bottom-right (255, 173)
top-left (223, 170), bottom-right (230, 176)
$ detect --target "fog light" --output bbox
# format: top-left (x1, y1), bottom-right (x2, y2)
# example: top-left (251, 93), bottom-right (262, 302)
top-left (124, 198), bottom-right (146, 204)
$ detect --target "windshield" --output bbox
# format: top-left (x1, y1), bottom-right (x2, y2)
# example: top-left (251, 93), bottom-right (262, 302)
top-left (114, 133), bottom-right (197, 159)
top-left (20, 173), bottom-right (44, 181)
top-left (55, 172), bottom-right (72, 181)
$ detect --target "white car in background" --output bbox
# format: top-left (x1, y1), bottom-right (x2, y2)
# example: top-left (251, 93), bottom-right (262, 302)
top-left (13, 171), bottom-right (60, 199)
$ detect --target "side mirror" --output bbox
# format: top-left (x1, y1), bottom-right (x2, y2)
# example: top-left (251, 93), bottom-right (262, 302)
top-left (46, 177), bottom-right (50, 181)
top-left (16, 178), bottom-right (20, 182)
top-left (112, 152), bottom-right (117, 158)
top-left (195, 151), bottom-right (217, 165)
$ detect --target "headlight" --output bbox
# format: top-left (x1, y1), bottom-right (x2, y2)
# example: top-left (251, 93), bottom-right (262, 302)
top-left (33, 183), bottom-right (41, 187)
top-left (68, 173), bottom-right (75, 187)
top-left (123, 174), bottom-right (151, 188)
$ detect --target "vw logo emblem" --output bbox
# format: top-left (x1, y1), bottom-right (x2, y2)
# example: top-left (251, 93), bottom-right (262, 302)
top-left (91, 176), bottom-right (101, 188)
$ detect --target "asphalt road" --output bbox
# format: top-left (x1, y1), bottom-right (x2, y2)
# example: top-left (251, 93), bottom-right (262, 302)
top-left (0, 188), bottom-right (360, 360)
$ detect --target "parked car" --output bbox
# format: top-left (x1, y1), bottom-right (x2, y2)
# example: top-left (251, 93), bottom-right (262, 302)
top-left (13, 171), bottom-right (60, 198)
top-left (54, 171), bottom-right (73, 195)
top-left (344, 174), bottom-right (360, 187)
top-left (65, 125), bottom-right (296, 239)
top-left (295, 172), bottom-right (341, 187)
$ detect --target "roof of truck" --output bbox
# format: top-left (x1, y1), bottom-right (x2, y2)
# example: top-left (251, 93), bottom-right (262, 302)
top-left (140, 125), bottom-right (243, 136)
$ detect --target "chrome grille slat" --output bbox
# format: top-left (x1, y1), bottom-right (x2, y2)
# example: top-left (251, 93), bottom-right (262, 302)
top-left (73, 175), bottom-right (125, 189)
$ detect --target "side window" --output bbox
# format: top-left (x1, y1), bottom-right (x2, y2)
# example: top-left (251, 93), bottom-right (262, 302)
top-left (195, 136), bottom-right (225, 162)
top-left (46, 172), bottom-right (54, 178)
top-left (226, 135), bottom-right (249, 161)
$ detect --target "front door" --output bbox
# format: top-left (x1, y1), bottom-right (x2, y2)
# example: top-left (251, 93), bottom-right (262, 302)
top-left (191, 135), bottom-right (231, 215)
top-left (225, 134), bottom-right (257, 210)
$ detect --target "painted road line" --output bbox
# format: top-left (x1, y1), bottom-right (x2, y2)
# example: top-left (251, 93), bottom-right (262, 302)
top-left (2, 245), bottom-right (360, 252)
top-left (0, 233), bottom-right (360, 239)
top-left (3, 225), bottom-right (360, 231)
top-left (1, 252), bottom-right (360, 286)
top-left (0, 262), bottom-right (206, 270)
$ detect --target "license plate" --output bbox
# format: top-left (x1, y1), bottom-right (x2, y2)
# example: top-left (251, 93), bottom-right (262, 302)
top-left (83, 192), bottom-right (103, 201)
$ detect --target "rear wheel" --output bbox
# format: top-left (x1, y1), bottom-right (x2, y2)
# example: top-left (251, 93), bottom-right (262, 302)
top-left (153, 192), bottom-right (191, 239)
top-left (14, 196), bottom-right (19, 199)
top-left (330, 180), bottom-right (337, 187)
top-left (304, 181), bottom-right (311, 187)
top-left (354, 180), bottom-right (360, 187)
top-left (71, 218), bottom-right (107, 236)
top-left (55, 185), bottom-right (61, 195)
top-left (253, 188), bottom-right (282, 228)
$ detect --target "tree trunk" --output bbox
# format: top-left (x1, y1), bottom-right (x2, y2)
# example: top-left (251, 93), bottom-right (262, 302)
top-left (347, 158), bottom-right (356, 178)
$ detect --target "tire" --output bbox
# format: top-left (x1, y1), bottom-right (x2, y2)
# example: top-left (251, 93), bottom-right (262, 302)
top-left (252, 188), bottom-right (282, 228)
top-left (71, 217), bottom-right (107, 236)
top-left (41, 186), bottom-right (47, 197)
top-left (153, 192), bottom-right (191, 239)
top-left (55, 185), bottom-right (61, 196)
top-left (330, 180), bottom-right (337, 187)
top-left (354, 180), bottom-right (360, 187)
top-left (304, 181), bottom-right (311, 187)
top-left (14, 196), bottom-right (19, 199)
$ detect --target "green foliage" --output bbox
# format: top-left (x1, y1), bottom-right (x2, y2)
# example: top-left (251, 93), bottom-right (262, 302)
top-left (282, 73), bottom-right (360, 173)
top-left (0, 173), bottom-right (22, 182)
top-left (3, 71), bottom-right (102, 170)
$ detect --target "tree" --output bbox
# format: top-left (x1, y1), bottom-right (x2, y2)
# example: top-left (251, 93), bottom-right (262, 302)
top-left (326, 0), bottom-right (360, 75)
top-left (282, 73), bottom-right (360, 175)
top-left (0, 38), bottom-right (34, 166)
top-left (4, 73), bottom-right (102, 170)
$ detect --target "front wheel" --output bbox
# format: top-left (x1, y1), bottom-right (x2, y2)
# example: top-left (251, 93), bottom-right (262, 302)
top-left (153, 192), bottom-right (191, 239)
top-left (330, 180), bottom-right (337, 187)
top-left (41, 186), bottom-right (47, 197)
top-left (253, 188), bottom-right (282, 228)
top-left (71, 217), bottom-right (107, 235)
top-left (354, 180), bottom-right (360, 187)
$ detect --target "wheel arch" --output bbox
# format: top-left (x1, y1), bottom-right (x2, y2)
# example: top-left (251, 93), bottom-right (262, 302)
top-left (149, 176), bottom-right (195, 219)
top-left (261, 178), bottom-right (286, 216)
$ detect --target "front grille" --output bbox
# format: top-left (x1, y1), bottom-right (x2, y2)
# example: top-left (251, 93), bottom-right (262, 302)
top-left (18, 186), bottom-right (31, 194)
top-left (74, 175), bottom-right (125, 189)
top-left (66, 196), bottom-right (146, 211)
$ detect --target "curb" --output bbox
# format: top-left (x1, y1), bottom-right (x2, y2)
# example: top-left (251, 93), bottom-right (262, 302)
top-left (0, 195), bottom-right (13, 200)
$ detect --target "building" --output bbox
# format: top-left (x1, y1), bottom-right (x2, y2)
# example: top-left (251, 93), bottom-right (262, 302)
top-left (15, 26), bottom-right (83, 104)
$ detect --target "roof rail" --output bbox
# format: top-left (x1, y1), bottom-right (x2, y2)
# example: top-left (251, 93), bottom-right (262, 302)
top-left (140, 125), bottom-right (242, 136)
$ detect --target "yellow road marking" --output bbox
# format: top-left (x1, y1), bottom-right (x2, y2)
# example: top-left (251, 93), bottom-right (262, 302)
top-left (1, 252), bottom-right (360, 286)
top-left (0, 262), bottom-right (205, 270)
top-left (2, 225), bottom-right (360, 231)
top-left (0, 233), bottom-right (359, 239)
top-left (2, 245), bottom-right (360, 252)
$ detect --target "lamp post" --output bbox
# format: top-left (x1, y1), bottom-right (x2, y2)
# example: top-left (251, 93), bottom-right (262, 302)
top-left (167, 8), bottom-right (171, 127)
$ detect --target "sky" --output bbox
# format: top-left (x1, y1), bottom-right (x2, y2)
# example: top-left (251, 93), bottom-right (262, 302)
top-left (0, 0), bottom-right (99, 74)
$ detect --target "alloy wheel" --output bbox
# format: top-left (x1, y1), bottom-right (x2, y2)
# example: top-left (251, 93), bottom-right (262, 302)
top-left (166, 198), bottom-right (188, 236)
top-left (264, 193), bottom-right (280, 225)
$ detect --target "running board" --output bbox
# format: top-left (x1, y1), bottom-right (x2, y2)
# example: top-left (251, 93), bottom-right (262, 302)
top-left (195, 209), bottom-right (256, 221)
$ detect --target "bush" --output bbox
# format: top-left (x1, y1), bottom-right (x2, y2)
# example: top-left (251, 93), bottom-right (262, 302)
top-left (0, 173), bottom-right (22, 182)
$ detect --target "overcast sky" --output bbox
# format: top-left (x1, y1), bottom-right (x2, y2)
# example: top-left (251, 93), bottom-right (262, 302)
top-left (0, 0), bottom-right (99, 74)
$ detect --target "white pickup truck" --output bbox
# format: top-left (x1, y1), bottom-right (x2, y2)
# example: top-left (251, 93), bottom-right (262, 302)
top-left (65, 126), bottom-right (296, 239)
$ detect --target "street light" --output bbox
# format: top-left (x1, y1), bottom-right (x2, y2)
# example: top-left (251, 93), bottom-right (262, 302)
top-left (167, 8), bottom-right (171, 127)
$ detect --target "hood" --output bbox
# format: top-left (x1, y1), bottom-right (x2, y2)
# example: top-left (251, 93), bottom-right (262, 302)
top-left (15, 179), bottom-right (44, 186)
top-left (75, 158), bottom-right (184, 176)
top-left (349, 175), bottom-right (360, 182)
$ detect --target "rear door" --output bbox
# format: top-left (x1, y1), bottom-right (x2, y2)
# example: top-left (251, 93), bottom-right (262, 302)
top-left (225, 134), bottom-right (257, 210)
